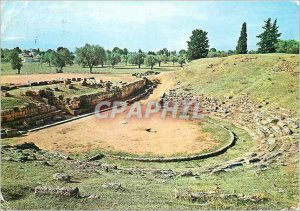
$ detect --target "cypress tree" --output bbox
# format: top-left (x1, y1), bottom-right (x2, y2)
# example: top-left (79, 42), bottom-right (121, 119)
top-left (257, 18), bottom-right (281, 53)
top-left (270, 19), bottom-right (281, 53)
top-left (236, 22), bottom-right (248, 54)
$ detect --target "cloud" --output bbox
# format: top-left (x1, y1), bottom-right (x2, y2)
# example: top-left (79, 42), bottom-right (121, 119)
top-left (293, 0), bottom-right (299, 5)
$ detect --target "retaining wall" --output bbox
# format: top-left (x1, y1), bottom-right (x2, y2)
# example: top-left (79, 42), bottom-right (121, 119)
top-left (1, 79), bottom-right (147, 126)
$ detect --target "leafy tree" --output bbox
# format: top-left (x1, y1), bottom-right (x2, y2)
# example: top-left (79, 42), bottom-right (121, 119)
top-left (75, 48), bottom-right (88, 67)
top-left (275, 40), bottom-right (299, 54)
top-left (13, 47), bottom-right (22, 54)
top-left (121, 55), bottom-right (128, 65)
top-left (123, 48), bottom-right (128, 55)
top-left (187, 29), bottom-right (209, 60)
top-left (1, 48), bottom-right (3, 59)
top-left (157, 48), bottom-right (169, 57)
top-left (170, 50), bottom-right (176, 56)
top-left (108, 53), bottom-right (121, 68)
top-left (156, 54), bottom-right (163, 66)
top-left (162, 54), bottom-right (169, 64)
top-left (177, 56), bottom-right (186, 67)
top-left (207, 49), bottom-right (228, 58)
top-left (112, 47), bottom-right (122, 54)
top-left (162, 48), bottom-right (169, 56)
top-left (9, 49), bottom-right (23, 74)
top-left (219, 51), bottom-right (228, 57)
top-left (209, 48), bottom-right (217, 52)
top-left (248, 50), bottom-right (257, 54)
top-left (156, 54), bottom-right (168, 66)
top-left (227, 50), bottom-right (234, 55)
top-left (41, 49), bottom-right (54, 66)
top-left (170, 55), bottom-right (178, 65)
top-left (75, 44), bottom-right (106, 73)
top-left (179, 49), bottom-right (186, 55)
top-left (1, 48), bottom-right (11, 62)
top-left (145, 55), bottom-right (157, 70)
top-left (236, 22), bottom-right (247, 54)
top-left (207, 51), bottom-right (219, 58)
top-left (136, 53), bottom-right (145, 68)
top-left (257, 18), bottom-right (281, 53)
top-left (148, 51), bottom-right (156, 55)
top-left (52, 47), bottom-right (73, 73)
top-left (129, 52), bottom-right (145, 68)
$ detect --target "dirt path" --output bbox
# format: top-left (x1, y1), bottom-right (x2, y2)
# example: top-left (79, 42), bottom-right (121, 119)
top-left (141, 71), bottom-right (175, 104)
top-left (15, 71), bottom-right (220, 156)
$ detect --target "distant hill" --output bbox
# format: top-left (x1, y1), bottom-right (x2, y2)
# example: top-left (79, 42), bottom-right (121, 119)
top-left (177, 54), bottom-right (299, 115)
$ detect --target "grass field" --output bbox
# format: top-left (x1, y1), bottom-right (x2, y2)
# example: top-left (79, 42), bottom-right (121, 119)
top-left (1, 62), bottom-right (180, 76)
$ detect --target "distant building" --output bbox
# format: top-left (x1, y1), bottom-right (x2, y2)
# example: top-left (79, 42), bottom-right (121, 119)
top-left (33, 54), bottom-right (41, 62)
top-left (19, 53), bottom-right (34, 63)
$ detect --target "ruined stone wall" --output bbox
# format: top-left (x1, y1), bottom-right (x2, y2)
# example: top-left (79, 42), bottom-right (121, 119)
top-left (1, 79), bottom-right (147, 125)
top-left (120, 79), bottom-right (146, 99)
top-left (1, 103), bottom-right (64, 130)
top-left (1, 104), bottom-right (57, 122)
top-left (67, 79), bottom-right (146, 110)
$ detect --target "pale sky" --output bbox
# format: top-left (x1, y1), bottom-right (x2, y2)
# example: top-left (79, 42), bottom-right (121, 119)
top-left (1, 1), bottom-right (299, 52)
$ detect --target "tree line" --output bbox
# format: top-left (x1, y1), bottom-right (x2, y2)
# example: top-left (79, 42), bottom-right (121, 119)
top-left (186, 18), bottom-right (299, 60)
top-left (2, 45), bottom-right (187, 74)
top-left (2, 18), bottom-right (298, 74)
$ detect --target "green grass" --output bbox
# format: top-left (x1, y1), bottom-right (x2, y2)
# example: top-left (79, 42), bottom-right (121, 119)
top-left (1, 96), bottom-right (33, 110)
top-left (1, 118), bottom-right (298, 209)
top-left (1, 62), bottom-right (180, 75)
top-left (177, 54), bottom-right (299, 115)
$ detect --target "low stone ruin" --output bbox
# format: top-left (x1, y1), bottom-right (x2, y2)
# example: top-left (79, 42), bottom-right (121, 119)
top-left (132, 71), bottom-right (160, 78)
top-left (53, 173), bottom-right (71, 182)
top-left (160, 88), bottom-right (299, 165)
top-left (1, 77), bottom-right (158, 134)
top-left (174, 189), bottom-right (267, 203)
top-left (14, 142), bottom-right (40, 151)
top-left (34, 186), bottom-right (80, 198)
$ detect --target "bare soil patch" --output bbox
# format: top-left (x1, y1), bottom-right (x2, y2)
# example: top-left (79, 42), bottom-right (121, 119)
top-left (17, 110), bottom-right (220, 156)
top-left (13, 71), bottom-right (220, 156)
top-left (1, 73), bottom-right (137, 85)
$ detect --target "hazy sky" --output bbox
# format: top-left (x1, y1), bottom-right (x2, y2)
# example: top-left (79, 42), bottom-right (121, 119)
top-left (1, 1), bottom-right (299, 52)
